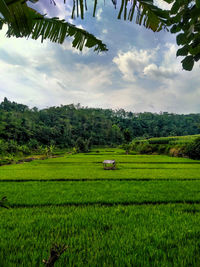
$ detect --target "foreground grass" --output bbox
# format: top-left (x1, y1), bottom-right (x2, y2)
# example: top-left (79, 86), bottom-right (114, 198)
top-left (1, 150), bottom-right (200, 266)
top-left (1, 204), bottom-right (200, 266)
top-left (1, 180), bottom-right (200, 206)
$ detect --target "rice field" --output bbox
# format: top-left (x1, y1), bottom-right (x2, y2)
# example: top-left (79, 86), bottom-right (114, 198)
top-left (1, 148), bottom-right (200, 266)
top-left (139, 134), bottom-right (200, 145)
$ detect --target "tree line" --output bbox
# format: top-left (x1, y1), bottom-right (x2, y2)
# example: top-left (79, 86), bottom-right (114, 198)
top-left (0, 97), bottom-right (200, 154)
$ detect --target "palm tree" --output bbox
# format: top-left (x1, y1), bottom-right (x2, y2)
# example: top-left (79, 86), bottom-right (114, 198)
top-left (0, 0), bottom-right (199, 70)
top-left (0, 0), bottom-right (108, 52)
top-left (0, 0), bottom-right (168, 50)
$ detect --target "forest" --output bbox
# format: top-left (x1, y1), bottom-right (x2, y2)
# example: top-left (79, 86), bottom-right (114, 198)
top-left (0, 97), bottom-right (200, 155)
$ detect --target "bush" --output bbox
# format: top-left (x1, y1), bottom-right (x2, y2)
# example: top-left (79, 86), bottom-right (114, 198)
top-left (6, 140), bottom-right (18, 154)
top-left (185, 137), bottom-right (200, 159)
top-left (121, 143), bottom-right (132, 154)
top-left (149, 139), bottom-right (170, 144)
top-left (19, 145), bottom-right (31, 155)
top-left (0, 140), bottom-right (8, 155)
top-left (137, 143), bottom-right (153, 154)
top-left (149, 137), bottom-right (178, 144)
top-left (75, 137), bottom-right (88, 153)
top-left (28, 139), bottom-right (39, 150)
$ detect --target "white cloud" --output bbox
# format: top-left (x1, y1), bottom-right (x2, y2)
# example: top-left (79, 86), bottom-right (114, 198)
top-left (162, 43), bottom-right (179, 70)
top-left (0, 13), bottom-right (200, 115)
top-left (153, 0), bottom-right (172, 10)
top-left (113, 47), bottom-right (157, 82)
top-left (96, 8), bottom-right (103, 21)
top-left (111, 44), bottom-right (200, 113)
top-left (143, 63), bottom-right (177, 80)
top-left (0, 26), bottom-right (113, 108)
top-left (102, 29), bottom-right (108, 34)
top-left (0, 52), bottom-right (113, 109)
top-left (113, 44), bottom-right (180, 82)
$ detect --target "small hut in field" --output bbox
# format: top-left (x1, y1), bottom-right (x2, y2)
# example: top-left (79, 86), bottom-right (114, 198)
top-left (103, 160), bottom-right (116, 170)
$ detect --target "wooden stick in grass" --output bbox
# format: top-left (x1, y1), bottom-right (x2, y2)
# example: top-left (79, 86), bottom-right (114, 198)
top-left (43, 244), bottom-right (68, 267)
top-left (0, 196), bottom-right (9, 209)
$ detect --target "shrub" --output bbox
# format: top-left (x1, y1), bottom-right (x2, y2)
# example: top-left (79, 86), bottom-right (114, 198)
top-left (75, 137), bottom-right (88, 153)
top-left (149, 139), bottom-right (170, 144)
top-left (169, 147), bottom-right (182, 157)
top-left (28, 139), bottom-right (39, 150)
top-left (121, 143), bottom-right (132, 154)
top-left (6, 140), bottom-right (18, 154)
top-left (185, 137), bottom-right (200, 159)
top-left (137, 143), bottom-right (153, 154)
top-left (19, 145), bottom-right (31, 155)
top-left (0, 140), bottom-right (8, 155)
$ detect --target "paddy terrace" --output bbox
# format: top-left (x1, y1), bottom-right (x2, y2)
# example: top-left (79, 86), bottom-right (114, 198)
top-left (1, 148), bottom-right (200, 266)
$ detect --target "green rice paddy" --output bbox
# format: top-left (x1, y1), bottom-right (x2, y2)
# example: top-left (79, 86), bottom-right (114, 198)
top-left (1, 148), bottom-right (200, 266)
top-left (1, 152), bottom-right (200, 181)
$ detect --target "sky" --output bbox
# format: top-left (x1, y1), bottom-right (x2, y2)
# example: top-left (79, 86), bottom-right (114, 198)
top-left (0, 0), bottom-right (199, 114)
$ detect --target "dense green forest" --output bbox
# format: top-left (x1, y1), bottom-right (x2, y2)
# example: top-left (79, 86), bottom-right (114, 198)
top-left (0, 97), bottom-right (200, 154)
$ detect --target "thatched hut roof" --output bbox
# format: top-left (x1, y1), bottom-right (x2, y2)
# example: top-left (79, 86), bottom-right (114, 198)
top-left (103, 160), bottom-right (115, 164)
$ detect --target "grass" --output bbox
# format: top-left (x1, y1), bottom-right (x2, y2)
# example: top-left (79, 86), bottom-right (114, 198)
top-left (139, 134), bottom-right (200, 145)
top-left (1, 148), bottom-right (200, 266)
top-left (1, 204), bottom-right (200, 266)
top-left (1, 154), bottom-right (200, 181)
top-left (1, 180), bottom-right (200, 206)
top-left (1, 166), bottom-right (200, 180)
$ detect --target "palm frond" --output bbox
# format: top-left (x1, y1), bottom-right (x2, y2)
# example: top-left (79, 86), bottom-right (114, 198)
top-left (118, 0), bottom-right (169, 32)
top-left (54, 0), bottom-right (169, 32)
top-left (0, 0), bottom-right (108, 52)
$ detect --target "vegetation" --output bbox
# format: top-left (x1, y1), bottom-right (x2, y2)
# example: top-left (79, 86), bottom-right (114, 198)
top-left (2, 204), bottom-right (200, 266)
top-left (0, 0), bottom-right (107, 52)
top-left (2, 180), bottom-right (200, 206)
top-left (131, 135), bottom-right (200, 159)
top-left (0, 0), bottom-right (200, 70)
top-left (1, 1), bottom-right (200, 264)
top-left (0, 196), bottom-right (9, 209)
top-left (43, 244), bottom-right (68, 267)
top-left (185, 137), bottom-right (200, 160)
top-left (0, 98), bottom-right (200, 160)
top-left (1, 149), bottom-right (200, 266)
top-left (2, 152), bottom-right (200, 181)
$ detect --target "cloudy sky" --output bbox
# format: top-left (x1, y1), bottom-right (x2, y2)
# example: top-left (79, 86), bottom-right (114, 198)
top-left (0, 0), bottom-right (199, 114)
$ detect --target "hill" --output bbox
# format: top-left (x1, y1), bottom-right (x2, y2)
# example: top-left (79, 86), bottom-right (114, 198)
top-left (0, 97), bottom-right (200, 155)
